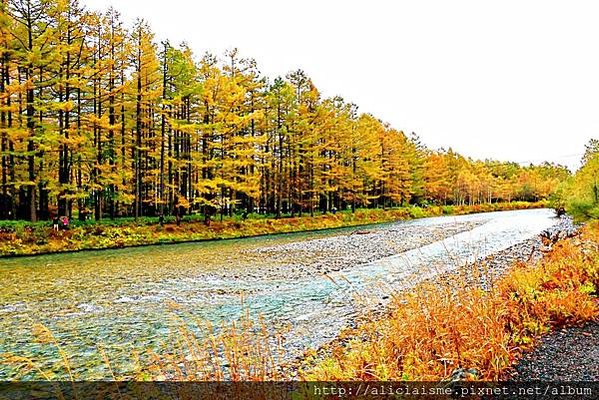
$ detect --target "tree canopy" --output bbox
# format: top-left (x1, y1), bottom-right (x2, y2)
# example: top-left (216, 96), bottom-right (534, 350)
top-left (0, 0), bottom-right (569, 222)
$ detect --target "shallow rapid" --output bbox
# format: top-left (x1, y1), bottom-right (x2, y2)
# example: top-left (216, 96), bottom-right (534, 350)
top-left (0, 208), bottom-right (558, 379)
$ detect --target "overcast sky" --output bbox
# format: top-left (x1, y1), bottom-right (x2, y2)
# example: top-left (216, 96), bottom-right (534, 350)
top-left (82, 0), bottom-right (599, 171)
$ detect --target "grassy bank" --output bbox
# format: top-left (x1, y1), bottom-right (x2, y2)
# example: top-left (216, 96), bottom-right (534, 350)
top-left (2, 202), bottom-right (596, 388)
top-left (301, 221), bottom-right (599, 381)
top-left (0, 201), bottom-right (546, 257)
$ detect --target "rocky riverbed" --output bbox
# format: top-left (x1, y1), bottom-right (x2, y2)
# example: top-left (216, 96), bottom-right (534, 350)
top-left (0, 208), bottom-right (572, 380)
top-left (448, 215), bottom-right (579, 289)
top-left (236, 219), bottom-right (486, 280)
top-left (290, 215), bottom-right (580, 375)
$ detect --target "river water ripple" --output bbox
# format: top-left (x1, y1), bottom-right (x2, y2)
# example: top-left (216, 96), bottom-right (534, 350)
top-left (0, 208), bottom-right (557, 379)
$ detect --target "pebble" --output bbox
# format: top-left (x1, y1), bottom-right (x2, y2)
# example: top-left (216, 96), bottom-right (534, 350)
top-left (513, 322), bottom-right (599, 381)
top-left (452, 216), bottom-right (579, 289)
top-left (232, 220), bottom-right (486, 280)
top-left (287, 215), bottom-right (582, 374)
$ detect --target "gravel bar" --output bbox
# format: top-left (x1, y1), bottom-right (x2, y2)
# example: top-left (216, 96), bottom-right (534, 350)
top-left (236, 219), bottom-right (486, 280)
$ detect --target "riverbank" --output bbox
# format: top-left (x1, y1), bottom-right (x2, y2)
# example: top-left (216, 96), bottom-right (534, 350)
top-left (0, 201), bottom-right (545, 257)
top-left (0, 208), bottom-right (559, 382)
top-left (1, 208), bottom-right (593, 386)
top-left (301, 217), bottom-right (598, 381)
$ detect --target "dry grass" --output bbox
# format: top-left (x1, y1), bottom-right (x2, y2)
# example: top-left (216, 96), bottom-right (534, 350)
top-left (3, 314), bottom-right (284, 383)
top-left (2, 314), bottom-right (290, 399)
top-left (3, 211), bottom-right (597, 391)
top-left (301, 222), bottom-right (599, 381)
top-left (135, 314), bottom-right (285, 382)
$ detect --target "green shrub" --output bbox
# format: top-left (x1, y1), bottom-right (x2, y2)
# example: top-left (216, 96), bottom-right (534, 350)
top-left (408, 206), bottom-right (426, 218)
top-left (567, 199), bottom-right (599, 221)
top-left (442, 205), bottom-right (454, 215)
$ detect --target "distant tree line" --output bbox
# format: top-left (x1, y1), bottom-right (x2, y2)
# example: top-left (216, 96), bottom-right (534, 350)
top-left (0, 0), bottom-right (569, 222)
top-left (554, 139), bottom-right (599, 219)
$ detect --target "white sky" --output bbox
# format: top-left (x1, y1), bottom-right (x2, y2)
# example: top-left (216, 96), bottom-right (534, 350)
top-left (82, 0), bottom-right (599, 171)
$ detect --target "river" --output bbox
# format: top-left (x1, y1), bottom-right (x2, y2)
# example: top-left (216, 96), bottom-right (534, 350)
top-left (0, 208), bottom-right (559, 379)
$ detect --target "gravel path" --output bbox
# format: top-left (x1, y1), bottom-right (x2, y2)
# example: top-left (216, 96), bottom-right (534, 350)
top-left (501, 217), bottom-right (598, 382)
top-left (512, 322), bottom-right (599, 381)
top-left (465, 217), bottom-right (599, 382)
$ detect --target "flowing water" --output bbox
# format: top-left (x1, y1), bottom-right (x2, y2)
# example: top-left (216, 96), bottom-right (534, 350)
top-left (0, 208), bottom-right (558, 379)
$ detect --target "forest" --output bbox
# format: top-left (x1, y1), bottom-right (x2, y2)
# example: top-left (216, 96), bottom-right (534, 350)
top-left (1, 0), bottom-right (597, 391)
top-left (0, 0), bottom-right (569, 223)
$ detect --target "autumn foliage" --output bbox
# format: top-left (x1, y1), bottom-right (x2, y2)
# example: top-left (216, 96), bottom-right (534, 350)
top-left (302, 223), bottom-right (599, 381)
top-left (0, 0), bottom-right (568, 224)
top-left (4, 216), bottom-right (597, 385)
top-left (0, 201), bottom-right (544, 256)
